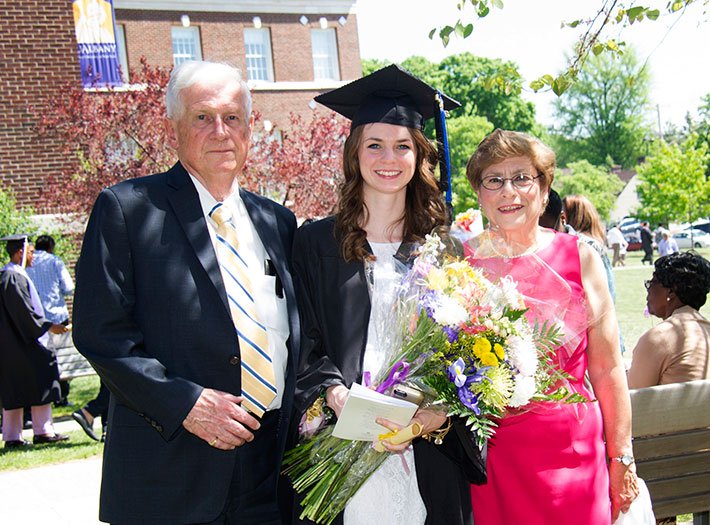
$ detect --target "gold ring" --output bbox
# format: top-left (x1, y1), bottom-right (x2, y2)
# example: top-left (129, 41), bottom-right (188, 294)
top-left (209, 437), bottom-right (218, 447)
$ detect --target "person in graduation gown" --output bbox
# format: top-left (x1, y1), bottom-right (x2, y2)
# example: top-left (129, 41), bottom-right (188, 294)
top-left (0, 237), bottom-right (69, 448)
top-left (292, 65), bottom-right (485, 525)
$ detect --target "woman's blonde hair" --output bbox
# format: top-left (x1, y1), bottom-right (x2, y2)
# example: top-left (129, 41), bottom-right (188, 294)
top-left (563, 194), bottom-right (606, 244)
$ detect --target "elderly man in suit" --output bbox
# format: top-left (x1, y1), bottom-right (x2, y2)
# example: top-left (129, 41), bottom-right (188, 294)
top-left (73, 60), bottom-right (299, 525)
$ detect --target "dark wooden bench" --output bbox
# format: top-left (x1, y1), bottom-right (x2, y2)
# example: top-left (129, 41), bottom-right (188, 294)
top-left (630, 379), bottom-right (710, 524)
top-left (48, 331), bottom-right (96, 380)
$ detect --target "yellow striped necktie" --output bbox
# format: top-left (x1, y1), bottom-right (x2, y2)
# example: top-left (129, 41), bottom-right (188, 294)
top-left (209, 202), bottom-right (276, 417)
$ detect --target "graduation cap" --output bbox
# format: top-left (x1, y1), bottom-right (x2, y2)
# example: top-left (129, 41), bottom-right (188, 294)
top-left (315, 64), bottom-right (461, 212)
top-left (1, 234), bottom-right (30, 268)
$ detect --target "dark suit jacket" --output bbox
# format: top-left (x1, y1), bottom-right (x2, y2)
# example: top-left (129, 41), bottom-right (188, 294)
top-left (292, 216), bottom-right (484, 525)
top-left (73, 162), bottom-right (299, 524)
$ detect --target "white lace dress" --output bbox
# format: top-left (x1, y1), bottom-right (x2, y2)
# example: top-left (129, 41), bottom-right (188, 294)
top-left (343, 242), bottom-right (427, 525)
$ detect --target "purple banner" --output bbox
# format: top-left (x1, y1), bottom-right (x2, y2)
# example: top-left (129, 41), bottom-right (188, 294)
top-left (72, 0), bottom-right (122, 87)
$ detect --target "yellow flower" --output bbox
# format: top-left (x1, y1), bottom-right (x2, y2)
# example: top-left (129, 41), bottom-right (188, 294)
top-left (493, 343), bottom-right (505, 360)
top-left (426, 267), bottom-right (447, 291)
top-left (479, 351), bottom-right (499, 367)
top-left (446, 261), bottom-right (478, 289)
top-left (472, 337), bottom-right (492, 359)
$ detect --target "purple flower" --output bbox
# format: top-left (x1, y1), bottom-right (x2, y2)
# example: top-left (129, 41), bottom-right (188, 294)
top-left (443, 326), bottom-right (460, 343)
top-left (457, 387), bottom-right (481, 415)
top-left (448, 358), bottom-right (467, 387)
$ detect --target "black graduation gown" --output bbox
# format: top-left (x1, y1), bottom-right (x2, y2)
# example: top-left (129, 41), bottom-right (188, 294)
top-left (292, 216), bottom-right (485, 525)
top-left (0, 267), bottom-right (61, 409)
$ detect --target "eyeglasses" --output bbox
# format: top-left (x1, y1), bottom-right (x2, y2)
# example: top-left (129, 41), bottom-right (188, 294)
top-left (481, 173), bottom-right (541, 191)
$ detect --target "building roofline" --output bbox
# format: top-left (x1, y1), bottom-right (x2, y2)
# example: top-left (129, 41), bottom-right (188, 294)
top-left (114, 0), bottom-right (357, 14)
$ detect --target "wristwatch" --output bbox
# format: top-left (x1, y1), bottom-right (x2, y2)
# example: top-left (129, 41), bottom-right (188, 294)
top-left (610, 454), bottom-right (635, 466)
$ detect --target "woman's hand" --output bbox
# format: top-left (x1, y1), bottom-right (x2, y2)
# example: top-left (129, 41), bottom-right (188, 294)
top-left (375, 408), bottom-right (447, 453)
top-left (325, 384), bottom-right (349, 419)
top-left (412, 408), bottom-right (448, 437)
top-left (609, 461), bottom-right (639, 520)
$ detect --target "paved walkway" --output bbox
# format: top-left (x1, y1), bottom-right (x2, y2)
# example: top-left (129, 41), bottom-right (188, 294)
top-left (0, 419), bottom-right (102, 524)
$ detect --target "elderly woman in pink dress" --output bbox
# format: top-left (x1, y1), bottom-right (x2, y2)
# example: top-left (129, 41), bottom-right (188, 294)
top-left (464, 129), bottom-right (638, 524)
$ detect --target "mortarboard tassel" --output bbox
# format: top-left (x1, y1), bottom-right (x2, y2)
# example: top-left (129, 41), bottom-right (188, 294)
top-left (435, 91), bottom-right (454, 223)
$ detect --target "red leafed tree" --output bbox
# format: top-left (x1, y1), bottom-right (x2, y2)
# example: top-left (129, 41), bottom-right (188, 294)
top-left (36, 58), bottom-right (175, 214)
top-left (35, 58), bottom-right (349, 220)
top-left (244, 113), bottom-right (349, 220)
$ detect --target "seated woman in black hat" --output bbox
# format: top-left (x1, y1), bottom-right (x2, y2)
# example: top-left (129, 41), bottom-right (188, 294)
top-left (292, 65), bottom-right (484, 525)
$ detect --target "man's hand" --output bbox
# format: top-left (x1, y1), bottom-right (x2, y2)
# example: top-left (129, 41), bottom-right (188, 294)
top-left (183, 388), bottom-right (261, 450)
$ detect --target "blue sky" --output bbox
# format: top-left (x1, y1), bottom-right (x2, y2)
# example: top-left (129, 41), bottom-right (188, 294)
top-left (354, 0), bottom-right (710, 129)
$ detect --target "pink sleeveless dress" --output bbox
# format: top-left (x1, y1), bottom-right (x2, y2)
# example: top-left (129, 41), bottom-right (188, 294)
top-left (467, 232), bottom-right (611, 525)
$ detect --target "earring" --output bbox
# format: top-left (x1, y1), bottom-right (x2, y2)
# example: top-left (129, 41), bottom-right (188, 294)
top-left (666, 296), bottom-right (671, 302)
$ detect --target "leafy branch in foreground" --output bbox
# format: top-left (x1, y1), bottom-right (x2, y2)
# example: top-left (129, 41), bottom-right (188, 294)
top-left (429, 0), bottom-right (705, 95)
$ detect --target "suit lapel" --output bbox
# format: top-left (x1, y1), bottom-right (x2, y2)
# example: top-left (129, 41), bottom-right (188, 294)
top-left (166, 163), bottom-right (229, 314)
top-left (240, 189), bottom-right (285, 272)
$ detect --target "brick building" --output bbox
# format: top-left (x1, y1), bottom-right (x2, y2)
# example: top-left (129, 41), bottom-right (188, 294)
top-left (0, 0), bottom-right (361, 209)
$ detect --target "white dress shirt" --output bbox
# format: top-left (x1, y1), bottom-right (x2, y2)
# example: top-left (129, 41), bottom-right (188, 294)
top-left (189, 175), bottom-right (289, 410)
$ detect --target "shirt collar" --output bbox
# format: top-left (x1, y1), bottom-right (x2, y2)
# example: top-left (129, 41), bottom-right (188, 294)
top-left (187, 173), bottom-right (243, 220)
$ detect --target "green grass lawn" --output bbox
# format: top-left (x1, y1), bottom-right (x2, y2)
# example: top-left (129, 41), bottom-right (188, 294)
top-left (0, 428), bottom-right (102, 471)
top-left (0, 374), bottom-right (103, 471)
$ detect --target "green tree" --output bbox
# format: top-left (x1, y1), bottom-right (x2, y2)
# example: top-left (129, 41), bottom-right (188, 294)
top-left (448, 115), bottom-right (495, 212)
top-left (686, 92), bottom-right (710, 177)
top-left (0, 186), bottom-right (33, 265)
top-left (363, 54), bottom-right (537, 133)
top-left (554, 161), bottom-right (624, 221)
top-left (636, 136), bottom-right (710, 225)
top-left (553, 47), bottom-right (651, 168)
top-left (438, 53), bottom-right (537, 132)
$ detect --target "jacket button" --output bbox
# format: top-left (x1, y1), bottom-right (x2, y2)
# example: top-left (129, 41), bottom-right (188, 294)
top-left (229, 355), bottom-right (240, 365)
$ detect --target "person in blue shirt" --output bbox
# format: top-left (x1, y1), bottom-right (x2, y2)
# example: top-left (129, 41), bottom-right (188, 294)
top-left (27, 235), bottom-right (74, 406)
top-left (26, 235), bottom-right (74, 325)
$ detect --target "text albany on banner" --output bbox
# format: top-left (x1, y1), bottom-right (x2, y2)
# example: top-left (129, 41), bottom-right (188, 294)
top-left (72, 0), bottom-right (122, 88)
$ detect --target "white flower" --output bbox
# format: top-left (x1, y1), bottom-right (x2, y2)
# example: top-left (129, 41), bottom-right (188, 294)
top-left (509, 374), bottom-right (536, 407)
top-left (431, 295), bottom-right (468, 326)
top-left (506, 335), bottom-right (538, 376)
top-left (419, 233), bottom-right (445, 259)
top-left (499, 275), bottom-right (526, 309)
top-left (485, 275), bottom-right (526, 312)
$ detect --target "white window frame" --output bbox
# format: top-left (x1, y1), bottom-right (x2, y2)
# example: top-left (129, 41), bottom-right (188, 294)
top-left (171, 26), bottom-right (202, 66)
top-left (310, 28), bottom-right (340, 81)
top-left (115, 24), bottom-right (129, 84)
top-left (244, 28), bottom-right (275, 82)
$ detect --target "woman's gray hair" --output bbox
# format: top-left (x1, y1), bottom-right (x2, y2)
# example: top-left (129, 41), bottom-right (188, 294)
top-left (165, 60), bottom-right (252, 120)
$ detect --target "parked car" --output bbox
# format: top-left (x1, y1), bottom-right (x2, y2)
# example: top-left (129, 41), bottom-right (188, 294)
top-left (672, 229), bottom-right (710, 249)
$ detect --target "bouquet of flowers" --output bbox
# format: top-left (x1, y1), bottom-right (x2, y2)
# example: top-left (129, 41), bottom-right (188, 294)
top-left (283, 233), bottom-right (585, 524)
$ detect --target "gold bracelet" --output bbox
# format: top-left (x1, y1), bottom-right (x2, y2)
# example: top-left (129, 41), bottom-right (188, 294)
top-left (421, 417), bottom-right (452, 445)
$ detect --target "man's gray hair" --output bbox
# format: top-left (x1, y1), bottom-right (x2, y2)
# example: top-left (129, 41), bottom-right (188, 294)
top-left (165, 60), bottom-right (252, 120)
